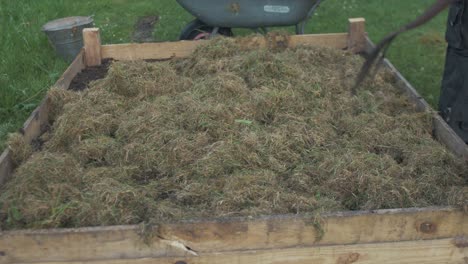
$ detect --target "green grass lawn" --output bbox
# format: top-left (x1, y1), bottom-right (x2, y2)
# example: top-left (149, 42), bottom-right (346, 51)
top-left (0, 0), bottom-right (448, 149)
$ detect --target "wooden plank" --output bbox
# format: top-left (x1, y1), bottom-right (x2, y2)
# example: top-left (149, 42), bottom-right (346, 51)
top-left (348, 18), bottom-right (366, 53)
top-left (433, 114), bottom-right (468, 159)
top-left (20, 98), bottom-right (49, 144)
top-left (1, 207), bottom-right (465, 263)
top-left (160, 207), bottom-right (467, 252)
top-left (101, 33), bottom-right (349, 61)
top-left (0, 149), bottom-right (13, 186)
top-left (83, 28), bottom-right (102, 67)
top-left (55, 50), bottom-right (85, 89)
top-left (287, 33), bottom-right (349, 50)
top-left (101, 40), bottom-right (205, 60)
top-left (9, 238), bottom-right (467, 264)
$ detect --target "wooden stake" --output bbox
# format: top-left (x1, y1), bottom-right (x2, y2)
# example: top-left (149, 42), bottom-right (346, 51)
top-left (83, 28), bottom-right (102, 66)
top-left (348, 18), bottom-right (366, 53)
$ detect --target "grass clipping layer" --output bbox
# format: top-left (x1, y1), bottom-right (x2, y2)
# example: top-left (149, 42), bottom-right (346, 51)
top-left (1, 36), bottom-right (467, 229)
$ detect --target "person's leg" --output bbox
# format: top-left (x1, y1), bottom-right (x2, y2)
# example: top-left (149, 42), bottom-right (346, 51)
top-left (440, 47), bottom-right (468, 142)
top-left (440, 47), bottom-right (463, 121)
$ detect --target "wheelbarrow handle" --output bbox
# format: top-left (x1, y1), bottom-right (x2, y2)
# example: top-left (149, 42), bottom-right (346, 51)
top-left (296, 0), bottom-right (325, 34)
top-left (308, 0), bottom-right (325, 19)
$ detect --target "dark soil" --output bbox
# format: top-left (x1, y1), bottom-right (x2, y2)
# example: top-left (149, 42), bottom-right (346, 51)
top-left (30, 137), bottom-right (44, 152)
top-left (69, 59), bottom-right (113, 91)
top-left (132, 15), bottom-right (159, 43)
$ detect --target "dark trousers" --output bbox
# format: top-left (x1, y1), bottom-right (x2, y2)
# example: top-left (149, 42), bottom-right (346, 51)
top-left (441, 0), bottom-right (468, 142)
top-left (440, 47), bottom-right (468, 142)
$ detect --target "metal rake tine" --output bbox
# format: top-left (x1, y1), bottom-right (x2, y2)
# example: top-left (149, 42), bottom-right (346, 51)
top-left (352, 34), bottom-right (396, 95)
top-left (352, 0), bottom-right (453, 95)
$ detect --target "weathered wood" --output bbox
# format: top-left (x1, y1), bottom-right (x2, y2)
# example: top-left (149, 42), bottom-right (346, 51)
top-left (348, 18), bottom-right (366, 53)
top-left (101, 33), bottom-right (349, 61)
top-left (55, 50), bottom-right (85, 89)
top-left (20, 98), bottom-right (49, 144)
top-left (1, 207), bottom-right (465, 263)
top-left (0, 149), bottom-right (13, 186)
top-left (433, 114), bottom-right (468, 159)
top-left (160, 207), bottom-right (467, 253)
top-left (288, 33), bottom-right (348, 50)
top-left (8, 238), bottom-right (467, 264)
top-left (83, 28), bottom-right (102, 67)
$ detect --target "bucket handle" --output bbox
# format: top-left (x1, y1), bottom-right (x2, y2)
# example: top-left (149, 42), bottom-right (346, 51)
top-left (71, 16), bottom-right (94, 37)
top-left (71, 26), bottom-right (79, 36)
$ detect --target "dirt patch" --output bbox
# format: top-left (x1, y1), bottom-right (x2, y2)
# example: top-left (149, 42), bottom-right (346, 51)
top-left (69, 59), bottom-right (113, 91)
top-left (419, 32), bottom-right (446, 46)
top-left (132, 15), bottom-right (159, 43)
top-left (1, 35), bottom-right (467, 230)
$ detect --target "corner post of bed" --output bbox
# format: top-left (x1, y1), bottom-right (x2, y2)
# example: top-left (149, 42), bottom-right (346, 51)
top-left (348, 18), bottom-right (366, 53)
top-left (83, 28), bottom-right (102, 67)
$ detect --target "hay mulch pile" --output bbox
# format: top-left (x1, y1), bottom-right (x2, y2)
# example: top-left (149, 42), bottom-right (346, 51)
top-left (1, 35), bottom-right (467, 230)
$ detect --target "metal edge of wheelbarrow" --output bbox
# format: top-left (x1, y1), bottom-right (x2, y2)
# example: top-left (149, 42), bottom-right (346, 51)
top-left (176, 0), bottom-right (320, 28)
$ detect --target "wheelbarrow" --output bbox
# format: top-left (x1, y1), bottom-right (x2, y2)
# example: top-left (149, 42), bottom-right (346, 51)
top-left (176, 0), bottom-right (324, 40)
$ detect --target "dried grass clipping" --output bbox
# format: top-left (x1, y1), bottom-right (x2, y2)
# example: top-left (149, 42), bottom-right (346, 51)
top-left (1, 36), bottom-right (467, 230)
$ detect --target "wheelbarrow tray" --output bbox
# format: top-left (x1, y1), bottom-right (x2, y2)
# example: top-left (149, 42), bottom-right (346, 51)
top-left (176, 0), bottom-right (320, 28)
top-left (1, 19), bottom-right (467, 264)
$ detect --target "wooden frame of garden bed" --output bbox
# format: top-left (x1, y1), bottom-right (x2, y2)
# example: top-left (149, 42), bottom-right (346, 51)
top-left (0, 18), bottom-right (467, 264)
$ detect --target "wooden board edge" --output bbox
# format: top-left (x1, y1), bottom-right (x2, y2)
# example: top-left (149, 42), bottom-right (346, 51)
top-left (1, 206), bottom-right (465, 263)
top-left (365, 37), bottom-right (468, 159)
top-left (7, 238), bottom-right (467, 264)
top-left (0, 50), bottom-right (85, 186)
top-left (98, 18), bottom-right (366, 61)
top-left (0, 104), bottom-right (49, 187)
top-left (0, 149), bottom-right (13, 186)
top-left (101, 33), bottom-right (349, 61)
top-left (55, 49), bottom-right (86, 89)
top-left (433, 114), bottom-right (468, 159)
top-left (20, 98), bottom-right (49, 144)
top-left (1, 206), bottom-right (458, 235)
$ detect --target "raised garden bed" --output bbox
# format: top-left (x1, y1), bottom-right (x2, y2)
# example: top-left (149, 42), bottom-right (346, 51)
top-left (0, 18), bottom-right (467, 264)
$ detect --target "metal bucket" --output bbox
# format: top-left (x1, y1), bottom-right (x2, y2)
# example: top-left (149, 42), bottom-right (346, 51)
top-left (42, 16), bottom-right (94, 61)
